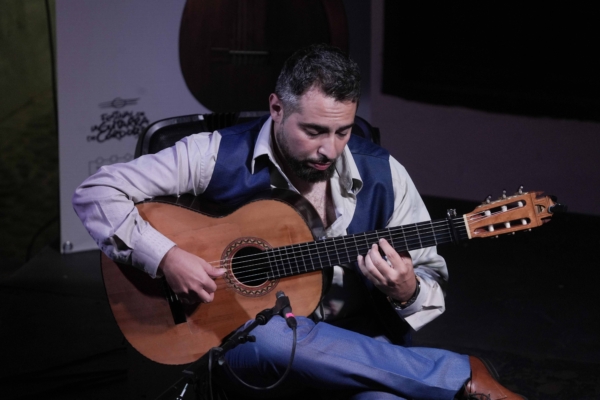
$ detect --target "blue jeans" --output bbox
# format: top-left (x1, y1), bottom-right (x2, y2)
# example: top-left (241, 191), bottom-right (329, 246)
top-left (221, 316), bottom-right (470, 399)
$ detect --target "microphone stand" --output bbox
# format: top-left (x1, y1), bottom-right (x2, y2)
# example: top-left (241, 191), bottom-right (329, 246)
top-left (155, 291), bottom-right (294, 400)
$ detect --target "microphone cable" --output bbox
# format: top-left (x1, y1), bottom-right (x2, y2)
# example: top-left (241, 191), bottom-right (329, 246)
top-left (219, 320), bottom-right (297, 392)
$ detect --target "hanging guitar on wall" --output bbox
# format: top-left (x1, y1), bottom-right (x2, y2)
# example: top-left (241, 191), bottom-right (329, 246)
top-left (179, 0), bottom-right (349, 112)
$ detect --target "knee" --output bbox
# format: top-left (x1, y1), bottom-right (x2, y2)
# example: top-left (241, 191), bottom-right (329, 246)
top-left (225, 316), bottom-right (314, 372)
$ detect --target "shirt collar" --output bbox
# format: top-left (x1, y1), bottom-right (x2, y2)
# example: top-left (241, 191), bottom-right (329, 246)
top-left (251, 116), bottom-right (276, 173)
top-left (251, 116), bottom-right (364, 195)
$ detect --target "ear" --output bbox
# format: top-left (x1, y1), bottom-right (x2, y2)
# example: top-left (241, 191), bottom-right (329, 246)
top-left (269, 93), bottom-right (284, 123)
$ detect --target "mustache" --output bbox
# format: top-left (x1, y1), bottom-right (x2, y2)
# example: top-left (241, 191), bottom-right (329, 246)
top-left (305, 155), bottom-right (334, 164)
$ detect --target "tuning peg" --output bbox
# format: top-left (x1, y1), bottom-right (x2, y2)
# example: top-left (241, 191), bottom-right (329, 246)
top-left (485, 195), bottom-right (492, 204)
top-left (548, 202), bottom-right (567, 214)
top-left (502, 190), bottom-right (507, 199)
top-left (517, 185), bottom-right (524, 195)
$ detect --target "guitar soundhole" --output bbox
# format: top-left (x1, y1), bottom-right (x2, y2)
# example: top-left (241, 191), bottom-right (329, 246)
top-left (231, 246), bottom-right (270, 287)
top-left (223, 237), bottom-right (278, 296)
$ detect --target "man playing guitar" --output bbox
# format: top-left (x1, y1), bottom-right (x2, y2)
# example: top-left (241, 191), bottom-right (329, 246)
top-left (74, 44), bottom-right (525, 399)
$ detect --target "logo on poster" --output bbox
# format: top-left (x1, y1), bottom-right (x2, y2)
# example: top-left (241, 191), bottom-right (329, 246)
top-left (89, 153), bottom-right (134, 175)
top-left (88, 97), bottom-right (149, 143)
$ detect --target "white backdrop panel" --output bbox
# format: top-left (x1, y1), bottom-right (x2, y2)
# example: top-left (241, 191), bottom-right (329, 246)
top-left (57, 0), bottom-right (208, 253)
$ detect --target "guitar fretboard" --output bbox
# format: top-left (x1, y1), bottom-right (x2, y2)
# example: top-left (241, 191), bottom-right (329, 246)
top-left (263, 217), bottom-right (468, 279)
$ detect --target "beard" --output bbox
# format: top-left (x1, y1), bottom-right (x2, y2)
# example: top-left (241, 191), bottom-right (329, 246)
top-left (276, 125), bottom-right (337, 183)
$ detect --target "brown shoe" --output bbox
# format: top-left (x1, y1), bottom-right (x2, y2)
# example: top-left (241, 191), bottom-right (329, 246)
top-left (461, 356), bottom-right (526, 400)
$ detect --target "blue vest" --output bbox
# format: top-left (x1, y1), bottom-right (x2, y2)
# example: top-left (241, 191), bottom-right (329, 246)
top-left (203, 116), bottom-right (395, 233)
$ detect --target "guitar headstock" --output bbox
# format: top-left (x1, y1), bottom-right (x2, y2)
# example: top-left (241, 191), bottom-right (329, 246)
top-left (464, 190), bottom-right (564, 239)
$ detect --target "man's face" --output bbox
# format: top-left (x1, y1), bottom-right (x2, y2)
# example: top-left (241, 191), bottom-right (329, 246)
top-left (270, 88), bottom-right (357, 183)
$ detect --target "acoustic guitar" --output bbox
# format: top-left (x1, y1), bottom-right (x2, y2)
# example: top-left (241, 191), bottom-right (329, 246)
top-left (101, 188), bottom-right (561, 365)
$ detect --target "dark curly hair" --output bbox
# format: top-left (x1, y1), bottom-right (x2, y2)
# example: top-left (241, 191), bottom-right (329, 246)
top-left (275, 44), bottom-right (361, 115)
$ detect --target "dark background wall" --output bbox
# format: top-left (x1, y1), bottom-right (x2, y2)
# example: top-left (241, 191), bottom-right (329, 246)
top-left (0, 0), bottom-right (58, 272)
top-left (369, 1), bottom-right (599, 217)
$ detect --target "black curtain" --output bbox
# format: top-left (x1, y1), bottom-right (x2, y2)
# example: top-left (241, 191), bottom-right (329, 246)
top-left (382, 3), bottom-right (600, 122)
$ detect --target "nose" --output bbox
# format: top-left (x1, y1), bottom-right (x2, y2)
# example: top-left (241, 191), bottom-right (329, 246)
top-left (317, 134), bottom-right (338, 161)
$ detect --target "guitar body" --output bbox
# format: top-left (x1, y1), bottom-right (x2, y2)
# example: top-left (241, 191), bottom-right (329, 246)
top-left (102, 194), bottom-right (324, 365)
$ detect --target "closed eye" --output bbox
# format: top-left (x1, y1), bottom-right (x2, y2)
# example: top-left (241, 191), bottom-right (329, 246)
top-left (336, 128), bottom-right (352, 137)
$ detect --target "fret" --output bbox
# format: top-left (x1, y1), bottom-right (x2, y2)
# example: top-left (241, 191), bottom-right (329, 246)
top-left (416, 221), bottom-right (437, 249)
top-left (415, 223), bottom-right (423, 248)
top-left (300, 242), bottom-right (310, 273)
top-left (324, 237), bottom-right (333, 269)
top-left (352, 233), bottom-right (360, 260)
top-left (329, 237), bottom-right (343, 266)
top-left (314, 239), bottom-right (326, 271)
top-left (431, 220), bottom-right (447, 246)
top-left (343, 236), bottom-right (351, 265)
top-left (264, 249), bottom-right (275, 280)
top-left (303, 242), bottom-right (317, 273)
top-left (283, 244), bottom-right (296, 277)
top-left (291, 244), bottom-right (301, 274)
top-left (400, 225), bottom-right (409, 251)
top-left (295, 244), bottom-right (307, 274)
top-left (360, 232), bottom-right (370, 256)
top-left (435, 220), bottom-right (452, 245)
top-left (388, 227), bottom-right (395, 249)
top-left (381, 230), bottom-right (389, 244)
top-left (430, 221), bottom-right (438, 245)
top-left (271, 247), bottom-right (285, 279)
top-left (408, 224), bottom-right (421, 250)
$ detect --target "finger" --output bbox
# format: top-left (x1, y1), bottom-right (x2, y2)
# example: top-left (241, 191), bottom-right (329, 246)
top-left (366, 242), bottom-right (387, 266)
top-left (367, 243), bottom-right (398, 277)
top-left (379, 239), bottom-right (413, 270)
top-left (205, 265), bottom-right (227, 278)
top-left (198, 290), bottom-right (215, 303)
top-left (378, 238), bottom-right (399, 263)
top-left (179, 287), bottom-right (215, 304)
top-left (356, 254), bottom-right (371, 280)
top-left (363, 244), bottom-right (390, 284)
top-left (178, 291), bottom-right (200, 305)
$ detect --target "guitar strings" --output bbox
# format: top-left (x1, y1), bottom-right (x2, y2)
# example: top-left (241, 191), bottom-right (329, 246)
top-left (205, 206), bottom-right (506, 271)
top-left (210, 217), bottom-right (467, 276)
top-left (210, 226), bottom-right (470, 289)
top-left (208, 217), bottom-right (461, 269)
top-left (204, 205), bottom-right (522, 287)
top-left (203, 217), bottom-right (471, 286)
top-left (210, 231), bottom-right (469, 290)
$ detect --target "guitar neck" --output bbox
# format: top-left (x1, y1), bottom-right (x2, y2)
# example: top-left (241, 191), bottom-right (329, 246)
top-left (266, 217), bottom-right (468, 279)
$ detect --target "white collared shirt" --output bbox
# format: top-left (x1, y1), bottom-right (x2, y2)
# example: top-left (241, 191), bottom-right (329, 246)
top-left (73, 117), bottom-right (448, 330)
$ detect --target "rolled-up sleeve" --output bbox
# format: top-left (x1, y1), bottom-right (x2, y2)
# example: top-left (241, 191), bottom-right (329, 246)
top-left (72, 131), bottom-right (221, 277)
top-left (386, 156), bottom-right (449, 330)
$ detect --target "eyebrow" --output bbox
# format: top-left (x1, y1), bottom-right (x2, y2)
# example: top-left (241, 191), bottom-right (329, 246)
top-left (299, 122), bottom-right (354, 133)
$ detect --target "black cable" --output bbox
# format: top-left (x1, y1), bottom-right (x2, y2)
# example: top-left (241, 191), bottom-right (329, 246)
top-left (44, 0), bottom-right (59, 128)
top-left (208, 347), bottom-right (215, 400)
top-left (218, 324), bottom-right (297, 392)
top-left (44, 0), bottom-right (61, 256)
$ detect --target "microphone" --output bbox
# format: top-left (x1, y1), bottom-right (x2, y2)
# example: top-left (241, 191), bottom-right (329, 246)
top-left (275, 291), bottom-right (297, 329)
